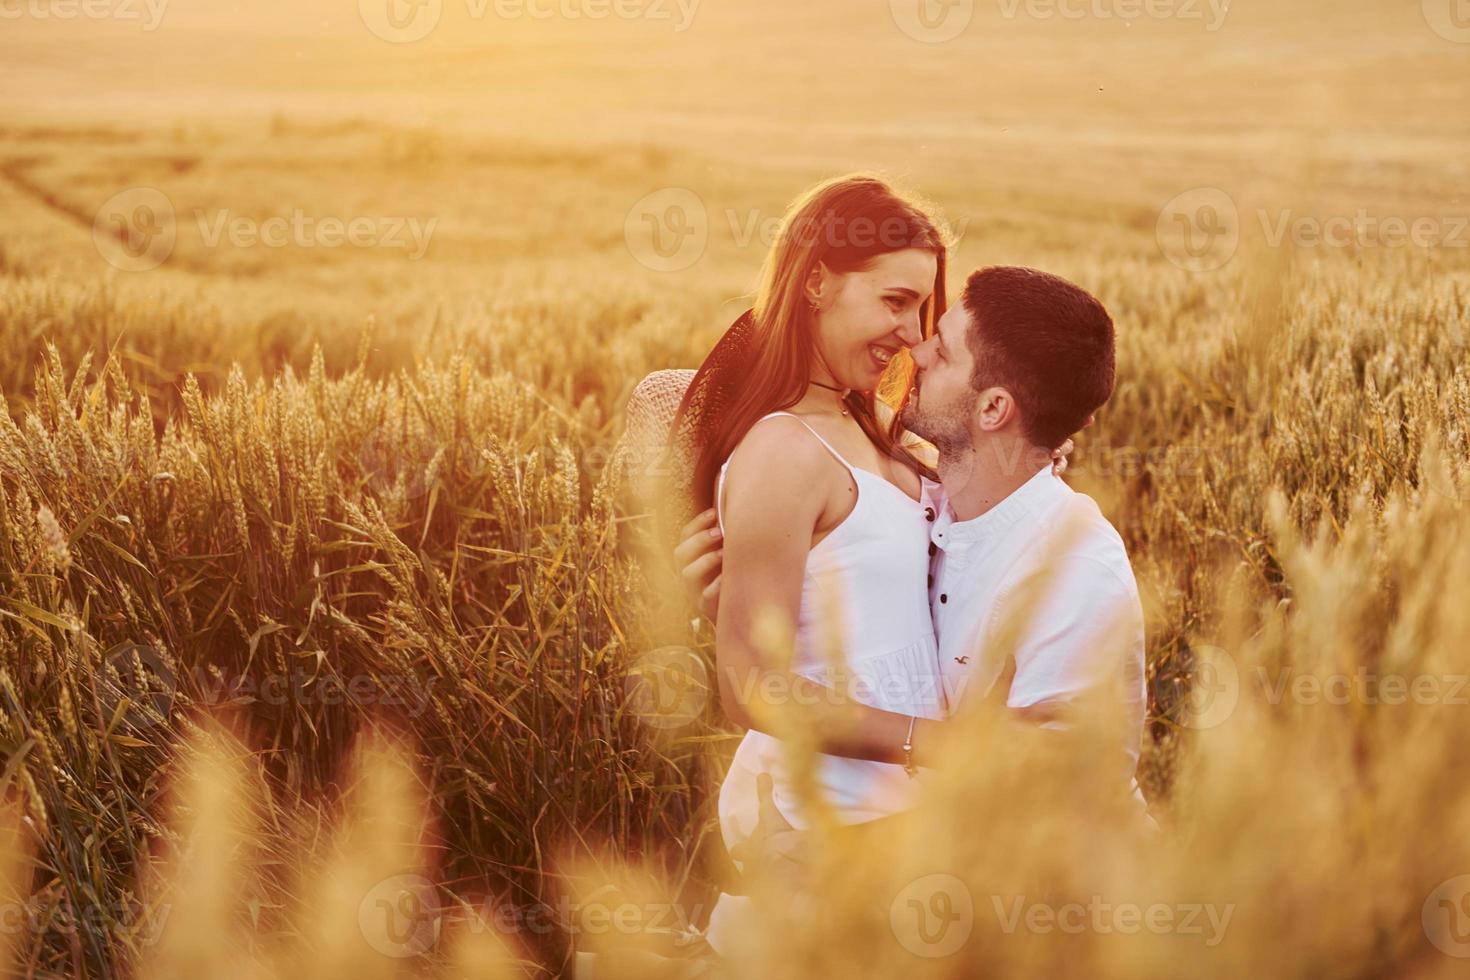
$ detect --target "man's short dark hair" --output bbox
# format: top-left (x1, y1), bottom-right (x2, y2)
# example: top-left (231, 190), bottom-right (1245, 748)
top-left (962, 266), bottom-right (1116, 449)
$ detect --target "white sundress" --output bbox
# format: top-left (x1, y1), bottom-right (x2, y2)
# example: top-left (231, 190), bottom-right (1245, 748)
top-left (705, 411), bottom-right (947, 953)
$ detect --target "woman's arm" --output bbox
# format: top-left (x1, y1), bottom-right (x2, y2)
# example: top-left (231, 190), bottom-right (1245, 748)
top-left (714, 418), bottom-right (936, 764)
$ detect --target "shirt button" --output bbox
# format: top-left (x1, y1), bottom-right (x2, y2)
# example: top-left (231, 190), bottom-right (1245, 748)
top-left (939, 593), bottom-right (948, 604)
top-left (925, 507), bottom-right (935, 522)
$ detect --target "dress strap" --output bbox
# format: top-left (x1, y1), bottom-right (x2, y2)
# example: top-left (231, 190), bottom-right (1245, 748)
top-left (753, 411), bottom-right (858, 479)
top-left (714, 411), bottom-right (857, 534)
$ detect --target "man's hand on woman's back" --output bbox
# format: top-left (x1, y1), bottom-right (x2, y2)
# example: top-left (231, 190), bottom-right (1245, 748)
top-left (676, 507), bottom-right (724, 622)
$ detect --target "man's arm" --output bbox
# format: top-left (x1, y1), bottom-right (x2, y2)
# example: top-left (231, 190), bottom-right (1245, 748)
top-left (982, 549), bottom-right (1147, 768)
top-left (674, 508), bottom-right (723, 622)
top-left (673, 517), bottom-right (1083, 767)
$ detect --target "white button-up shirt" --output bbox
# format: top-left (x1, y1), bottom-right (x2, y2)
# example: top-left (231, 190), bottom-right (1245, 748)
top-left (919, 465), bottom-right (1149, 802)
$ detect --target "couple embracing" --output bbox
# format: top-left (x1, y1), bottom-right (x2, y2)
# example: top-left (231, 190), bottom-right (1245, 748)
top-left (629, 173), bottom-right (1150, 955)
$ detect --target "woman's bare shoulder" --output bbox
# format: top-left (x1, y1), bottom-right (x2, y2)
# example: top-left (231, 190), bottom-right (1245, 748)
top-left (725, 414), bottom-right (831, 476)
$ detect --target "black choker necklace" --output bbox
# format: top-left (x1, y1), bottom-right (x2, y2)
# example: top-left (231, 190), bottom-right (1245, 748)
top-left (809, 378), bottom-right (851, 416)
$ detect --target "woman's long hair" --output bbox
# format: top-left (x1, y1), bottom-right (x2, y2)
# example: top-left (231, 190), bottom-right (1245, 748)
top-left (668, 174), bottom-right (950, 524)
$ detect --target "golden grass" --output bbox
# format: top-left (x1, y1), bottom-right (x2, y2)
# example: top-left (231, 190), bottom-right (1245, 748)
top-left (0, 226), bottom-right (1465, 975)
top-left (0, 6), bottom-right (1467, 968)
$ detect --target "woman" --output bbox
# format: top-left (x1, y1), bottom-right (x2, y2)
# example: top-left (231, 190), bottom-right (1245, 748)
top-left (710, 181), bottom-right (946, 796)
top-left (626, 175), bottom-right (954, 952)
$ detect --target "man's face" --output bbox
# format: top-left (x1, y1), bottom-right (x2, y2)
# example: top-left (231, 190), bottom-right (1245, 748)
top-left (901, 303), bottom-right (978, 453)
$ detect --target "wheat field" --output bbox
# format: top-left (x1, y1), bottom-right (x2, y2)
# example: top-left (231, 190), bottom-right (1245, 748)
top-left (1, 0), bottom-right (1469, 976)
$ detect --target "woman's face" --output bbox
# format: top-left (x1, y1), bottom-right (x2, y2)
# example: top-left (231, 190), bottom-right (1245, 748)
top-left (810, 247), bottom-right (937, 391)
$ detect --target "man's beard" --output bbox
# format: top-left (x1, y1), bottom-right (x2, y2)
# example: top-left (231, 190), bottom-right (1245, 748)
top-left (901, 389), bottom-right (974, 455)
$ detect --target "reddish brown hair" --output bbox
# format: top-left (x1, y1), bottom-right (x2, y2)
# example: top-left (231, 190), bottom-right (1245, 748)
top-left (675, 175), bottom-right (949, 516)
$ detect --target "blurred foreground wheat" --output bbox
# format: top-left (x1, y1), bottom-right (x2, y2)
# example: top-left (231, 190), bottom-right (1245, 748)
top-left (0, 230), bottom-right (1467, 977)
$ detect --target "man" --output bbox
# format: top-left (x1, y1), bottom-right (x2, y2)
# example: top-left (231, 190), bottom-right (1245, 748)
top-left (677, 265), bottom-right (1148, 810)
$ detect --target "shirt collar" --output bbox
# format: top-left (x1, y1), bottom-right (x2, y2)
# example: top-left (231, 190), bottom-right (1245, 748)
top-left (919, 474), bottom-right (945, 510)
top-left (932, 465), bottom-right (1069, 557)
